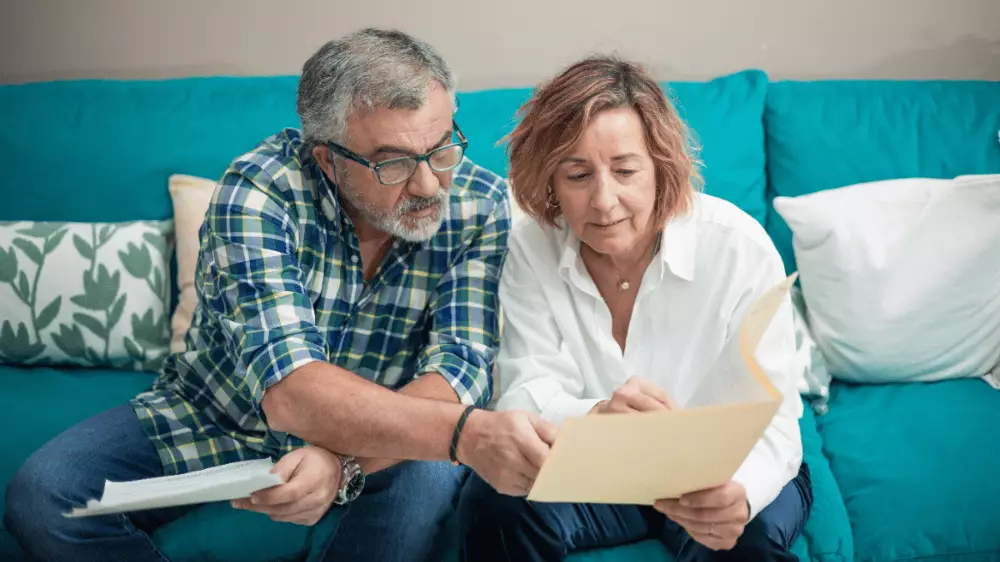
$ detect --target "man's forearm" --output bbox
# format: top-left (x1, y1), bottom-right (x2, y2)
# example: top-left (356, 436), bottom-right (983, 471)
top-left (261, 361), bottom-right (469, 464)
top-left (356, 373), bottom-right (462, 473)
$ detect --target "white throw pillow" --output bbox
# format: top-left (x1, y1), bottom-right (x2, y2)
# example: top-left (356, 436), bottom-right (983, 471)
top-left (167, 174), bottom-right (216, 352)
top-left (773, 174), bottom-right (1000, 385)
top-left (790, 284), bottom-right (832, 414)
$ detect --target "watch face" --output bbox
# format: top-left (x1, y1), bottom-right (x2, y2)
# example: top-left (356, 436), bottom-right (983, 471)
top-left (345, 469), bottom-right (365, 502)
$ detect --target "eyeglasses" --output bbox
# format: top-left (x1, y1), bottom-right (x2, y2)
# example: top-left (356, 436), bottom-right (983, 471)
top-left (325, 121), bottom-right (469, 186)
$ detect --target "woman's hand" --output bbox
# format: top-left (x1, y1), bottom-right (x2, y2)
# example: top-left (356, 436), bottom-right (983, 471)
top-left (653, 481), bottom-right (751, 550)
top-left (231, 446), bottom-right (343, 526)
top-left (592, 376), bottom-right (676, 414)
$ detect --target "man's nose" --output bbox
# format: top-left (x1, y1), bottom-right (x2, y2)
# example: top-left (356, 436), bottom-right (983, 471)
top-left (406, 161), bottom-right (440, 199)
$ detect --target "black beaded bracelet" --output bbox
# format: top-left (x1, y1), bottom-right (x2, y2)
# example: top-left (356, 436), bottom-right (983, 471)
top-left (449, 405), bottom-right (476, 465)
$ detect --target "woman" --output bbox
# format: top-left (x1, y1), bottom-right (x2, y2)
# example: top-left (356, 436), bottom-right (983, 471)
top-left (457, 56), bottom-right (812, 561)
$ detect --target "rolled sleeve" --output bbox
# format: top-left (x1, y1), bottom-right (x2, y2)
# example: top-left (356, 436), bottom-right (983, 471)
top-left (203, 170), bottom-right (328, 412)
top-left (416, 344), bottom-right (490, 407)
top-left (414, 191), bottom-right (510, 408)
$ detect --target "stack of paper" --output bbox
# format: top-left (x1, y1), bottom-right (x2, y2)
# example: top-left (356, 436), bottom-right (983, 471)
top-left (64, 458), bottom-right (283, 518)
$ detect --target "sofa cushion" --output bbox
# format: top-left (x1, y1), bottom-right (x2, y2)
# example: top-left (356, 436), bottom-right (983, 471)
top-left (152, 501), bottom-right (315, 562)
top-left (818, 379), bottom-right (1000, 561)
top-left (0, 70), bottom-right (769, 228)
top-left (668, 69), bottom-right (770, 225)
top-left (0, 366), bottom-right (158, 518)
top-left (797, 398), bottom-right (853, 562)
top-left (764, 79), bottom-right (1000, 272)
top-left (0, 77), bottom-right (302, 223)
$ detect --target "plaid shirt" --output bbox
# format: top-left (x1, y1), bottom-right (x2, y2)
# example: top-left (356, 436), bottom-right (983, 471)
top-left (131, 128), bottom-right (510, 475)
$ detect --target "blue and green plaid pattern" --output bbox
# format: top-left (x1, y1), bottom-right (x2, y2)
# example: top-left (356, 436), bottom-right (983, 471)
top-left (131, 128), bottom-right (510, 474)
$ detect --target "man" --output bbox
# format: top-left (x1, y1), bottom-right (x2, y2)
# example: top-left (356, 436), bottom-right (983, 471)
top-left (5, 28), bottom-right (556, 562)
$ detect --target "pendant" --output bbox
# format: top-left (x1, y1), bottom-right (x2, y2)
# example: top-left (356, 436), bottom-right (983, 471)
top-left (618, 280), bottom-right (630, 291)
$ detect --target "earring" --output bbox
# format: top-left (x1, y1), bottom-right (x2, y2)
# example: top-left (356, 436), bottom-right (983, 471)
top-left (546, 187), bottom-right (560, 210)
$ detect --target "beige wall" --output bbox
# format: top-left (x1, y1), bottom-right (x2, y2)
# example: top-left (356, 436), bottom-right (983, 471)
top-left (1, 0), bottom-right (998, 88)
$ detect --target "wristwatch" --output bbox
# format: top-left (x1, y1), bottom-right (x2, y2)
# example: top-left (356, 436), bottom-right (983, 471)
top-left (333, 456), bottom-right (365, 505)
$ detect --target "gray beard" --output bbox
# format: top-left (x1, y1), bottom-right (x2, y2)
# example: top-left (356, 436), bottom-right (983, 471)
top-left (338, 168), bottom-right (448, 242)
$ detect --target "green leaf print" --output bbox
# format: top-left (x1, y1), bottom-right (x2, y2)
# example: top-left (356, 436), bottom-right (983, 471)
top-left (73, 235), bottom-right (95, 261)
top-left (0, 246), bottom-right (18, 283)
top-left (13, 239), bottom-right (42, 265)
top-left (36, 296), bottom-right (62, 332)
top-left (119, 243), bottom-right (152, 279)
top-left (44, 228), bottom-right (68, 253)
top-left (15, 271), bottom-right (30, 304)
top-left (152, 268), bottom-right (163, 297)
top-left (52, 324), bottom-right (87, 360)
top-left (99, 225), bottom-right (117, 246)
top-left (0, 320), bottom-right (45, 363)
top-left (142, 231), bottom-right (168, 259)
top-left (141, 352), bottom-right (167, 372)
top-left (124, 337), bottom-right (144, 361)
top-left (16, 223), bottom-right (61, 238)
top-left (108, 294), bottom-right (127, 331)
top-left (132, 309), bottom-right (164, 349)
top-left (85, 347), bottom-right (103, 365)
top-left (72, 266), bottom-right (120, 311)
top-left (74, 312), bottom-right (107, 339)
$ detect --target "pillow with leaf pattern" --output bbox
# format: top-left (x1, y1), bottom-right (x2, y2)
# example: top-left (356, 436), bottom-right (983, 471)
top-left (0, 220), bottom-right (174, 371)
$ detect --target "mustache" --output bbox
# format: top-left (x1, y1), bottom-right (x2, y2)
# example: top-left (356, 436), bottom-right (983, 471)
top-left (397, 192), bottom-right (445, 214)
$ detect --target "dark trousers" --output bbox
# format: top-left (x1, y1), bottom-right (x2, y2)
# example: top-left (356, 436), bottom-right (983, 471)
top-left (459, 463), bottom-right (813, 562)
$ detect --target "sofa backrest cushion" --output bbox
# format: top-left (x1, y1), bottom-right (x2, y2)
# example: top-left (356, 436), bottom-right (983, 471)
top-left (0, 76), bottom-right (301, 223)
top-left (764, 79), bottom-right (1000, 272)
top-left (0, 70), bottom-right (770, 227)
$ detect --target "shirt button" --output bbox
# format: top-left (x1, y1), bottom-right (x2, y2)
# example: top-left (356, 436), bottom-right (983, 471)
top-left (350, 255), bottom-right (359, 264)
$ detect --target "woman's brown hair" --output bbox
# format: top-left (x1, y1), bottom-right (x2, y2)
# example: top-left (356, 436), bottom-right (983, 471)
top-left (506, 55), bottom-right (701, 228)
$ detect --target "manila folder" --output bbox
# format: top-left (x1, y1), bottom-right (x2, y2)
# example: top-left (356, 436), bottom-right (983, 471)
top-left (526, 273), bottom-right (797, 505)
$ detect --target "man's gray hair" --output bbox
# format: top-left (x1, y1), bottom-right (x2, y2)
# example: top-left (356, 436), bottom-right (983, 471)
top-left (296, 28), bottom-right (457, 146)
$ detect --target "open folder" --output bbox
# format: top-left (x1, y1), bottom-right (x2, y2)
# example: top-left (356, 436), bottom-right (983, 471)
top-left (526, 273), bottom-right (798, 505)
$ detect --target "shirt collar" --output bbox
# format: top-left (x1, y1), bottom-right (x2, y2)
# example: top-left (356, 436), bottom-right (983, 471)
top-left (304, 146), bottom-right (345, 236)
top-left (658, 207), bottom-right (697, 282)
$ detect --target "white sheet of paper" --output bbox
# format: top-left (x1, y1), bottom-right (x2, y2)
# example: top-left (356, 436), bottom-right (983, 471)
top-left (63, 458), bottom-right (283, 518)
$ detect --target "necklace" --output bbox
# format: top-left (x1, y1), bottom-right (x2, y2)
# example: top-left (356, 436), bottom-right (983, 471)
top-left (585, 235), bottom-right (658, 293)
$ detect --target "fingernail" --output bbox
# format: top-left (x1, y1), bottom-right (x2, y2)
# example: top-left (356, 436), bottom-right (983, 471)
top-left (251, 495), bottom-right (258, 504)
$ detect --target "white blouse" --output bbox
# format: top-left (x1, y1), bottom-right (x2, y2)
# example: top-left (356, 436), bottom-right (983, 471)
top-left (494, 193), bottom-right (804, 519)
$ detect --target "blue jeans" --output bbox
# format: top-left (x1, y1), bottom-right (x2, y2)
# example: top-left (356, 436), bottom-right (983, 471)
top-left (5, 404), bottom-right (467, 562)
top-left (458, 463), bottom-right (813, 562)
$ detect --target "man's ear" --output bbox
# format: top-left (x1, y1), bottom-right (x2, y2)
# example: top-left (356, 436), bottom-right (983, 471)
top-left (312, 145), bottom-right (336, 183)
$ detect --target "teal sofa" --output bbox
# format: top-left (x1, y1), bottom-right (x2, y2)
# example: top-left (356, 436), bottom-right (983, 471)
top-left (1, 70), bottom-right (998, 562)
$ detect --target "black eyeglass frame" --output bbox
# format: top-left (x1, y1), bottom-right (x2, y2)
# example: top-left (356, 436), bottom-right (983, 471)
top-left (325, 120), bottom-right (469, 186)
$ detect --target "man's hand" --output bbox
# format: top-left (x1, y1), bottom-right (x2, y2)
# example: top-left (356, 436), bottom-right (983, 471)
top-left (231, 446), bottom-right (343, 526)
top-left (593, 376), bottom-right (676, 414)
top-left (653, 481), bottom-right (750, 551)
top-left (456, 410), bottom-right (557, 497)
